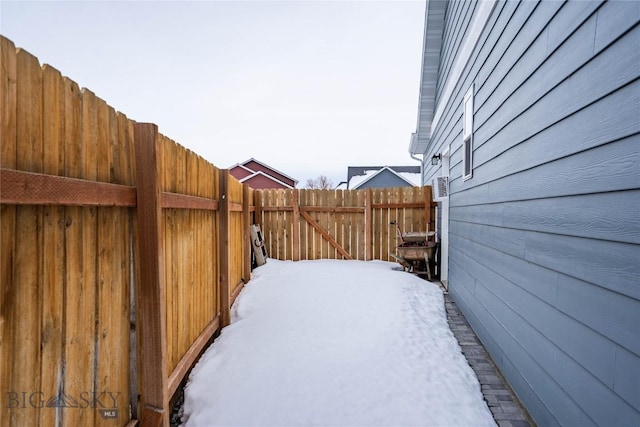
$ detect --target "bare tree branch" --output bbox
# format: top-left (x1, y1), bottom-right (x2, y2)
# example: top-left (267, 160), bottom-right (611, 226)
top-left (305, 175), bottom-right (333, 189)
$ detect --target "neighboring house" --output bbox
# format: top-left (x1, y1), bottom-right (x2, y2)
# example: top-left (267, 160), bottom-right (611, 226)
top-left (339, 166), bottom-right (421, 189)
top-left (410, 1), bottom-right (639, 426)
top-left (229, 158), bottom-right (298, 189)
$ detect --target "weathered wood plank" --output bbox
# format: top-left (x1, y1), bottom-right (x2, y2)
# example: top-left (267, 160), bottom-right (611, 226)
top-left (292, 189), bottom-right (300, 261)
top-left (95, 95), bottom-right (115, 425)
top-left (354, 190), bottom-right (363, 260)
top-left (61, 75), bottom-right (93, 427)
top-left (243, 184), bottom-right (253, 277)
top-left (39, 64), bottom-right (66, 427)
top-left (0, 36), bottom-right (17, 427)
top-left (108, 108), bottom-right (131, 427)
top-left (12, 47), bottom-right (44, 426)
top-left (0, 36), bottom-right (17, 169)
top-left (80, 88), bottom-right (101, 426)
top-left (318, 189), bottom-right (328, 259)
top-left (177, 143), bottom-right (189, 375)
top-left (212, 168), bottom-right (221, 316)
top-left (192, 154), bottom-right (203, 353)
top-left (328, 190), bottom-right (338, 259)
top-left (117, 112), bottom-right (135, 423)
top-left (161, 137), bottom-right (176, 378)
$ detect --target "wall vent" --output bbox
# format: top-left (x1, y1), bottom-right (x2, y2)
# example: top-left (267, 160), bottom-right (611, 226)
top-left (433, 176), bottom-right (449, 200)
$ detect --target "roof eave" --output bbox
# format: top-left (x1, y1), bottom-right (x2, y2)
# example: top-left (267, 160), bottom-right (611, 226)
top-left (239, 170), bottom-right (295, 189)
top-left (242, 158), bottom-right (299, 185)
top-left (410, 0), bottom-right (447, 155)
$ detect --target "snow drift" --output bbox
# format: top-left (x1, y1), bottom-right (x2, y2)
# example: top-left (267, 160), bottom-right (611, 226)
top-left (182, 259), bottom-right (495, 426)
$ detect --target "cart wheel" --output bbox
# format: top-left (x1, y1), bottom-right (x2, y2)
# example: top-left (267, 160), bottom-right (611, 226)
top-left (424, 254), bottom-right (432, 281)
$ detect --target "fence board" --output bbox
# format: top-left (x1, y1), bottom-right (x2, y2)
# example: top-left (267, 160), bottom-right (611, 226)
top-left (283, 190), bottom-right (292, 261)
top-left (316, 189), bottom-right (325, 259)
top-left (61, 77), bottom-right (91, 427)
top-left (292, 190), bottom-right (300, 260)
top-left (117, 117), bottom-right (136, 419)
top-left (0, 37), bottom-right (16, 427)
top-left (40, 64), bottom-right (64, 427)
top-left (277, 189), bottom-right (285, 260)
top-left (228, 176), bottom-right (245, 302)
top-left (362, 190), bottom-right (370, 260)
top-left (187, 152), bottom-right (197, 360)
top-left (96, 102), bottom-right (127, 425)
top-left (96, 100), bottom-right (112, 425)
top-left (82, 88), bottom-right (101, 425)
top-left (329, 190), bottom-right (338, 259)
top-left (176, 142), bottom-right (188, 376)
top-left (12, 47), bottom-right (44, 426)
top-left (1, 37), bottom-right (16, 168)
top-left (267, 190), bottom-right (282, 257)
top-left (212, 167), bottom-right (220, 322)
top-left (304, 189), bottom-right (315, 260)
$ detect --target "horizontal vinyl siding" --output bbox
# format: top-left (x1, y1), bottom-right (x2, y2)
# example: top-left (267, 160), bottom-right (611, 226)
top-left (435, 0), bottom-right (476, 106)
top-left (421, 0), bottom-right (640, 425)
top-left (423, 0), bottom-right (517, 184)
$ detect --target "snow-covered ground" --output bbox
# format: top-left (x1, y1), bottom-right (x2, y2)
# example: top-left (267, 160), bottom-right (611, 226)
top-left (182, 260), bottom-right (495, 427)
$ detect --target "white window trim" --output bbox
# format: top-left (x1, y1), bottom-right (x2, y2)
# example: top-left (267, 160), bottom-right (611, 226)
top-left (463, 84), bottom-right (474, 181)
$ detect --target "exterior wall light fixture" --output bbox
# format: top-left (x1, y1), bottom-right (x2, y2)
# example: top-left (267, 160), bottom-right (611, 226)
top-left (431, 154), bottom-right (441, 165)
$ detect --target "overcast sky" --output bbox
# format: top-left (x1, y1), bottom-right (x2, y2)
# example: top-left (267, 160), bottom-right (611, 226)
top-left (1, 0), bottom-right (425, 186)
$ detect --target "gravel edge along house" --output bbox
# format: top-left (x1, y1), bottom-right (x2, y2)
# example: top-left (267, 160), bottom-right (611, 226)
top-left (409, 1), bottom-right (639, 426)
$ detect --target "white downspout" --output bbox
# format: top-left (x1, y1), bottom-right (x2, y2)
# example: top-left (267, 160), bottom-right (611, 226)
top-left (409, 132), bottom-right (424, 185)
top-left (409, 152), bottom-right (424, 186)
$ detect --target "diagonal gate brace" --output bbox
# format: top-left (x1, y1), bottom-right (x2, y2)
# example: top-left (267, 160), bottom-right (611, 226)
top-left (299, 210), bottom-right (353, 260)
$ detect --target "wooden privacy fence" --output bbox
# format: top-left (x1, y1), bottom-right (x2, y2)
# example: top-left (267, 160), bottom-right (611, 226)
top-left (0, 35), bottom-right (434, 427)
top-left (0, 37), bottom-right (253, 427)
top-left (256, 187), bottom-right (435, 262)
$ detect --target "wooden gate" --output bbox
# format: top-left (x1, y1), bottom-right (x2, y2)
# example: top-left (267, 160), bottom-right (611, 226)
top-left (256, 187), bottom-right (435, 262)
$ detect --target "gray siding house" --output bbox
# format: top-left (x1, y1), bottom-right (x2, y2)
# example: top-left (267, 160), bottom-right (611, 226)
top-left (343, 166), bottom-right (421, 189)
top-left (410, 1), bottom-right (639, 426)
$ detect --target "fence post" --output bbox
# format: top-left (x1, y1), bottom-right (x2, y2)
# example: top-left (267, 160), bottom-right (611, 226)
top-left (365, 189), bottom-right (372, 261)
top-left (292, 189), bottom-right (300, 261)
top-left (242, 183), bottom-right (251, 282)
top-left (134, 123), bottom-right (169, 427)
top-left (219, 169), bottom-right (231, 327)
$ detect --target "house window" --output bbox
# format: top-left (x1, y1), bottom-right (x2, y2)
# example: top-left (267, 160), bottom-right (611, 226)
top-left (463, 84), bottom-right (474, 180)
